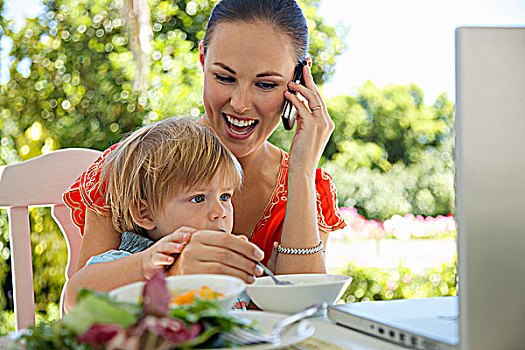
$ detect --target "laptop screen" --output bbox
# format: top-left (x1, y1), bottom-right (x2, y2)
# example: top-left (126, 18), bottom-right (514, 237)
top-left (455, 26), bottom-right (525, 350)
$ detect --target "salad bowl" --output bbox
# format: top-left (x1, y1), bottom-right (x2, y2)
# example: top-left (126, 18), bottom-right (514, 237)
top-left (109, 274), bottom-right (246, 311)
top-left (21, 273), bottom-right (256, 349)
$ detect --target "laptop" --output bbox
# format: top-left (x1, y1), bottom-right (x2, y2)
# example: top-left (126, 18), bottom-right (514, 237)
top-left (327, 27), bottom-right (525, 350)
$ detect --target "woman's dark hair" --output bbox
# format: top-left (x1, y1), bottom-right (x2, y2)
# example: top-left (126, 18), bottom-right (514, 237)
top-left (202, 0), bottom-right (309, 62)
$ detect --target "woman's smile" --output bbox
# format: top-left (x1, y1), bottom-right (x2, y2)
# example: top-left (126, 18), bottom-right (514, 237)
top-left (223, 113), bottom-right (259, 139)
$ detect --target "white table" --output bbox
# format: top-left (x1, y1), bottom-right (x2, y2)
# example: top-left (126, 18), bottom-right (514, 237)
top-left (0, 315), bottom-right (406, 350)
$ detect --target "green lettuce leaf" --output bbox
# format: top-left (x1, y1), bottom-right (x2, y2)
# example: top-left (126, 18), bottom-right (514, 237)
top-left (62, 292), bottom-right (137, 335)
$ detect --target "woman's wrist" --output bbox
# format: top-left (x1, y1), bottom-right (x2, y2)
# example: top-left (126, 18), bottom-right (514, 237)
top-left (278, 241), bottom-right (324, 255)
top-left (287, 160), bottom-right (317, 176)
top-left (287, 166), bottom-right (316, 186)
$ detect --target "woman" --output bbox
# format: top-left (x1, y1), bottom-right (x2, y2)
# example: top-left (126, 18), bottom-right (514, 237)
top-left (64, 0), bottom-right (346, 285)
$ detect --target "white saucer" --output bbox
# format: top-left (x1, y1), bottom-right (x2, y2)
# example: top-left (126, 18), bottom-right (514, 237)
top-left (210, 310), bottom-right (315, 350)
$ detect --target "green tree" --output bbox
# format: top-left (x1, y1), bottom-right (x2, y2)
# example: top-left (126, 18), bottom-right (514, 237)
top-left (0, 0), bottom-right (345, 158)
top-left (324, 82), bottom-right (455, 220)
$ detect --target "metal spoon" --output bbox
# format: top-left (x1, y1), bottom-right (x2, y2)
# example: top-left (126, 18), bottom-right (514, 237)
top-left (255, 261), bottom-right (295, 286)
top-left (218, 228), bottom-right (294, 286)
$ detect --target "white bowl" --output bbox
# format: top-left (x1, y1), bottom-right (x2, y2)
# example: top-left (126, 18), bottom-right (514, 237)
top-left (245, 274), bottom-right (351, 314)
top-left (108, 274), bottom-right (246, 311)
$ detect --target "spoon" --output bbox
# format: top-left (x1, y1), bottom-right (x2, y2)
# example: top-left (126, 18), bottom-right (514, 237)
top-left (255, 261), bottom-right (295, 286)
top-left (217, 228), bottom-right (294, 286)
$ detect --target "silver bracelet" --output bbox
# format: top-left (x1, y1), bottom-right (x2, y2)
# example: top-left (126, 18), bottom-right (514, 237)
top-left (277, 241), bottom-right (324, 255)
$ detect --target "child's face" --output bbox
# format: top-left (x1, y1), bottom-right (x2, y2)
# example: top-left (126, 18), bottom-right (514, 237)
top-left (148, 175), bottom-right (235, 241)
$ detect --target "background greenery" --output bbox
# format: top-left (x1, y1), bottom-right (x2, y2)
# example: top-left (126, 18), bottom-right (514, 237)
top-left (340, 261), bottom-right (457, 303)
top-left (0, 0), bottom-right (455, 334)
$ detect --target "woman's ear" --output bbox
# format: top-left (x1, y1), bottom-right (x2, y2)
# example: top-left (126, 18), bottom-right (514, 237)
top-left (199, 41), bottom-right (205, 71)
top-left (129, 199), bottom-right (156, 231)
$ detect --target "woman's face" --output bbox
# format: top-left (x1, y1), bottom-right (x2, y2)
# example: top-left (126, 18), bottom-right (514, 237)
top-left (200, 21), bottom-right (297, 159)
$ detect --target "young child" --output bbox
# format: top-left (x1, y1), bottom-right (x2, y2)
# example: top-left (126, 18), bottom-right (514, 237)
top-left (63, 117), bottom-right (256, 310)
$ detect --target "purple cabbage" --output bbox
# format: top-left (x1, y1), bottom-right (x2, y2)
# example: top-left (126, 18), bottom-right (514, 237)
top-left (142, 271), bottom-right (171, 317)
top-left (130, 316), bottom-right (202, 345)
top-left (77, 324), bottom-right (122, 349)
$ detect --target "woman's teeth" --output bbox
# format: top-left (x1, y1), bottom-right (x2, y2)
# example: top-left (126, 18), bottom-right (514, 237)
top-left (226, 115), bottom-right (256, 127)
top-left (225, 114), bottom-right (257, 135)
top-left (231, 128), bottom-right (250, 135)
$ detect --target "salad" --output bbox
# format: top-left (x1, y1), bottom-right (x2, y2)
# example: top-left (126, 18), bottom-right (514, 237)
top-left (170, 286), bottom-right (224, 306)
top-left (21, 273), bottom-right (253, 349)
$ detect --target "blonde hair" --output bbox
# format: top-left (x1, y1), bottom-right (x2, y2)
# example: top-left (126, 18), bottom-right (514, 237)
top-left (102, 117), bottom-right (243, 235)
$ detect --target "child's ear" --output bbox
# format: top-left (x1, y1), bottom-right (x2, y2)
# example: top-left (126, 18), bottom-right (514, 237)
top-left (129, 199), bottom-right (156, 231)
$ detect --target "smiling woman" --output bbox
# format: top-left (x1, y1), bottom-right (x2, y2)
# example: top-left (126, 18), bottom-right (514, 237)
top-left (201, 21), bottom-right (295, 156)
top-left (62, 0), bottom-right (346, 301)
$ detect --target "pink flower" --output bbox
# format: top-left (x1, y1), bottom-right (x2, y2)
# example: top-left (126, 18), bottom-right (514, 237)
top-left (386, 279), bottom-right (398, 291)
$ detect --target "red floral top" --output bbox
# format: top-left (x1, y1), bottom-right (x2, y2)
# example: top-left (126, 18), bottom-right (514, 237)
top-left (63, 146), bottom-right (346, 265)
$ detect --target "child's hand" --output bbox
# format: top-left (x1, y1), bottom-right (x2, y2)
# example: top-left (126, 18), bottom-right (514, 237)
top-left (140, 227), bottom-right (195, 280)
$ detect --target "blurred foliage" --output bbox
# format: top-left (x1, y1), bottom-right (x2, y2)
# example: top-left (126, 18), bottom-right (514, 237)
top-left (0, 0), bottom-right (344, 158)
top-left (0, 0), bottom-right (346, 315)
top-left (29, 208), bottom-right (68, 308)
top-left (0, 211), bottom-right (10, 311)
top-left (339, 260), bottom-right (457, 303)
top-left (0, 301), bottom-right (60, 336)
top-left (0, 309), bottom-right (14, 336)
top-left (323, 82), bottom-right (455, 220)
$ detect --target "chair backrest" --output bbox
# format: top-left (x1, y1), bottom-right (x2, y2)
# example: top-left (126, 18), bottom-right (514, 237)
top-left (0, 148), bottom-right (102, 330)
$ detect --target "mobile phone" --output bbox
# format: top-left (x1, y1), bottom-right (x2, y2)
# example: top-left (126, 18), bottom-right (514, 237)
top-left (281, 59), bottom-right (307, 130)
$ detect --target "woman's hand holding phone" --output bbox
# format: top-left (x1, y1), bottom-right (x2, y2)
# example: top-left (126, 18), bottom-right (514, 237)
top-left (284, 61), bottom-right (335, 173)
top-left (281, 60), bottom-right (307, 130)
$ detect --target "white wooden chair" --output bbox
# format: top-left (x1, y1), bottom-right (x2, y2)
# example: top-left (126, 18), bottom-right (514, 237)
top-left (0, 148), bottom-right (102, 330)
